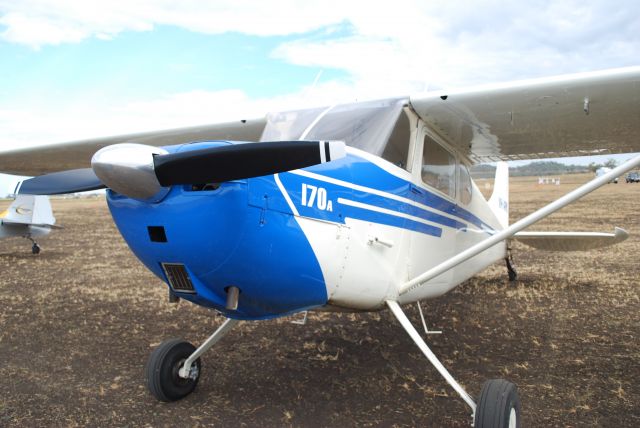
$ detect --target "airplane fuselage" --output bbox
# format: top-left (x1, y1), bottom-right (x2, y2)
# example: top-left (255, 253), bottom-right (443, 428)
top-left (108, 141), bottom-right (506, 320)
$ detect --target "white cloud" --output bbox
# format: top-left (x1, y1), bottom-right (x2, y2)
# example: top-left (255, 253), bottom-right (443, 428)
top-left (2, 1), bottom-right (638, 85)
top-left (0, 0), bottom-right (359, 47)
top-left (274, 1), bottom-right (640, 88)
top-left (0, 1), bottom-right (154, 47)
top-left (0, 0), bottom-right (638, 150)
top-left (0, 79), bottom-right (374, 150)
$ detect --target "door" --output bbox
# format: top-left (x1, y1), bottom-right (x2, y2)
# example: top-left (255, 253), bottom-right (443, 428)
top-left (406, 124), bottom-right (458, 294)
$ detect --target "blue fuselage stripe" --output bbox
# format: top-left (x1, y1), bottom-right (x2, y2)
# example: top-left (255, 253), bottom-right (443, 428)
top-left (338, 201), bottom-right (443, 237)
top-left (286, 154), bottom-right (495, 236)
top-left (285, 178), bottom-right (489, 238)
top-left (381, 195), bottom-right (466, 230)
top-left (405, 185), bottom-right (491, 231)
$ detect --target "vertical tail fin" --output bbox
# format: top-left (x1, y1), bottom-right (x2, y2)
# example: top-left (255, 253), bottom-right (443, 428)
top-left (32, 195), bottom-right (56, 226)
top-left (2, 195), bottom-right (56, 226)
top-left (488, 162), bottom-right (509, 229)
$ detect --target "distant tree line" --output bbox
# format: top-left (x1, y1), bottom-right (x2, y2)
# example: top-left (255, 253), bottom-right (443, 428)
top-left (471, 159), bottom-right (619, 178)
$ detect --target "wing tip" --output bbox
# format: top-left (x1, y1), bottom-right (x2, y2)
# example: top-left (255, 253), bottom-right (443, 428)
top-left (614, 227), bottom-right (629, 242)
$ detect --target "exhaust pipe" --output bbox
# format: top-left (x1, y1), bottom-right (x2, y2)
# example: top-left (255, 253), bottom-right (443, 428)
top-left (225, 286), bottom-right (240, 310)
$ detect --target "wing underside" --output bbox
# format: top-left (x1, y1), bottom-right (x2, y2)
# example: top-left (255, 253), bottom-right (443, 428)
top-left (513, 227), bottom-right (629, 251)
top-left (0, 119), bottom-right (266, 176)
top-left (410, 67), bottom-right (640, 163)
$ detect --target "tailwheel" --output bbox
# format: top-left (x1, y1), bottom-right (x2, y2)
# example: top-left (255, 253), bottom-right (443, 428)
top-left (474, 379), bottom-right (521, 428)
top-left (505, 246), bottom-right (517, 282)
top-left (32, 243), bottom-right (41, 254)
top-left (145, 338), bottom-right (201, 402)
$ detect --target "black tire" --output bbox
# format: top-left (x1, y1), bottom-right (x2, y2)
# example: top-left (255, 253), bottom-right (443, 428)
top-left (145, 338), bottom-right (201, 402)
top-left (32, 244), bottom-right (40, 255)
top-left (474, 379), bottom-right (520, 428)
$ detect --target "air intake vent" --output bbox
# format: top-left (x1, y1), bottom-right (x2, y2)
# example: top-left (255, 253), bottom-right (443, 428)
top-left (148, 226), bottom-right (167, 242)
top-left (161, 263), bottom-right (195, 293)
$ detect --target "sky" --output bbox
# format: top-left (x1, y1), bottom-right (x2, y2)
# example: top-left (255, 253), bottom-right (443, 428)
top-left (0, 0), bottom-right (639, 194)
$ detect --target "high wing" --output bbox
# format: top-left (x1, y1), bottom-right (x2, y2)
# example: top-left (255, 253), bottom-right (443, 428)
top-left (0, 119), bottom-right (265, 176)
top-left (410, 66), bottom-right (640, 163)
top-left (0, 66), bottom-right (639, 176)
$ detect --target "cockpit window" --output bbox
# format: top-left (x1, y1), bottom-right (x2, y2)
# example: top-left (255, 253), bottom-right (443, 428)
top-left (422, 136), bottom-right (456, 198)
top-left (261, 98), bottom-right (408, 166)
top-left (260, 107), bottom-right (327, 142)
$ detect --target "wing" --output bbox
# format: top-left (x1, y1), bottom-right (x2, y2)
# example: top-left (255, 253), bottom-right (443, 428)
top-left (1, 66), bottom-right (639, 175)
top-left (513, 227), bottom-right (628, 251)
top-left (410, 67), bottom-right (640, 163)
top-left (0, 119), bottom-right (265, 176)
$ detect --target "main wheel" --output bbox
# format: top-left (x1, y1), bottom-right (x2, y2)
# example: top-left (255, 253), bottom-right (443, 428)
top-left (145, 338), bottom-right (201, 402)
top-left (32, 244), bottom-right (40, 255)
top-left (474, 379), bottom-right (520, 428)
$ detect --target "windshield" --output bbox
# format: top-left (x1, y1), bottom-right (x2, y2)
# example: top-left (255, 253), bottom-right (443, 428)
top-left (261, 98), bottom-right (407, 157)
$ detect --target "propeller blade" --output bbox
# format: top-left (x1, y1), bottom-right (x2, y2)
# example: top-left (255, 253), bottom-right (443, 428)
top-left (19, 140), bottom-right (346, 201)
top-left (153, 140), bottom-right (346, 186)
top-left (18, 168), bottom-right (105, 195)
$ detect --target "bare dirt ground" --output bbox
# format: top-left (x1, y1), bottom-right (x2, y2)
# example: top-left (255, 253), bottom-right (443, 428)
top-left (0, 175), bottom-right (638, 427)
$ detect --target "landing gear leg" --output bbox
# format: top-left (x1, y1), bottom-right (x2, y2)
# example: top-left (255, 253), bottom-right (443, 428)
top-left (505, 245), bottom-right (517, 282)
top-left (145, 318), bottom-right (239, 401)
top-left (24, 234), bottom-right (40, 254)
top-left (386, 300), bottom-right (521, 428)
top-left (387, 301), bottom-right (476, 419)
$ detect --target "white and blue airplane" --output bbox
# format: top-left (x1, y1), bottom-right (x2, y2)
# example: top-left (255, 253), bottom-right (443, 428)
top-left (1, 66), bottom-right (639, 427)
top-left (0, 194), bottom-right (59, 253)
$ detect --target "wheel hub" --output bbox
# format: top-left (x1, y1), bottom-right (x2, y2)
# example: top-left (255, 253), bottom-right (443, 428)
top-left (508, 408), bottom-right (517, 428)
top-left (172, 358), bottom-right (195, 384)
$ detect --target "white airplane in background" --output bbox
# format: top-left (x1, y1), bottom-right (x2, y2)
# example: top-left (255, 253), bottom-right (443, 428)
top-left (0, 194), bottom-right (59, 254)
top-left (595, 166), bottom-right (619, 183)
top-left (1, 66), bottom-right (639, 427)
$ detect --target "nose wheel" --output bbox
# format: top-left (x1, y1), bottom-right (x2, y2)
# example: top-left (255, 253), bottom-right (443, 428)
top-left (146, 318), bottom-right (239, 402)
top-left (145, 339), bottom-right (201, 402)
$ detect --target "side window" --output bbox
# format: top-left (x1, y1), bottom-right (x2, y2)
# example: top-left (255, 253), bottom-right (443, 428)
top-left (421, 136), bottom-right (456, 198)
top-left (458, 163), bottom-right (472, 205)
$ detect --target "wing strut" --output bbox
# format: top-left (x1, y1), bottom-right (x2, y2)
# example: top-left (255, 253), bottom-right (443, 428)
top-left (399, 153), bottom-right (640, 296)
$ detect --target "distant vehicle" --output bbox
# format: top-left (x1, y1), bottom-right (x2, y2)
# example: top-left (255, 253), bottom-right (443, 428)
top-left (626, 172), bottom-right (640, 183)
top-left (596, 167), bottom-right (618, 183)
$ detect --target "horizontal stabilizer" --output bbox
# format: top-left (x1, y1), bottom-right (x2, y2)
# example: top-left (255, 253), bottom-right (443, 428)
top-left (514, 227), bottom-right (628, 251)
top-left (1, 219), bottom-right (63, 229)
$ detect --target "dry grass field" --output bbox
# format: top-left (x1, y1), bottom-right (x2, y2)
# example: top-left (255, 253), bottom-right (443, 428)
top-left (0, 174), bottom-right (638, 427)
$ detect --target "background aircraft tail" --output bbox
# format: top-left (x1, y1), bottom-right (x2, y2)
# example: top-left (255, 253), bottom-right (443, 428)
top-left (488, 162), bottom-right (509, 229)
top-left (1, 195), bottom-right (56, 227)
